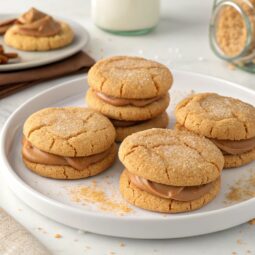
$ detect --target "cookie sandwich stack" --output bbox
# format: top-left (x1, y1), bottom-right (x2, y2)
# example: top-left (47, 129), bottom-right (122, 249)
top-left (119, 129), bottom-right (224, 213)
top-left (175, 93), bottom-right (255, 168)
top-left (86, 56), bottom-right (172, 141)
top-left (22, 107), bottom-right (116, 179)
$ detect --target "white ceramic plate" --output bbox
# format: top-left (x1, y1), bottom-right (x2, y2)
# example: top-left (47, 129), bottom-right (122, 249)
top-left (1, 70), bottom-right (255, 239)
top-left (0, 14), bottom-right (89, 71)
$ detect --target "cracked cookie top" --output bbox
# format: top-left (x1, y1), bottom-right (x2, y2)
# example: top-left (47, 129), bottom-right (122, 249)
top-left (175, 93), bottom-right (255, 140)
top-left (87, 56), bottom-right (173, 99)
top-left (23, 107), bottom-right (116, 157)
top-left (119, 128), bottom-right (223, 186)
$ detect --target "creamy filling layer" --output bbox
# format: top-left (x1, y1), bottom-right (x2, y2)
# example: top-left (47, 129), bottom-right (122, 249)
top-left (211, 137), bottom-right (255, 155)
top-left (14, 8), bottom-right (61, 37)
top-left (126, 170), bottom-right (215, 201)
top-left (22, 139), bottom-right (112, 170)
top-left (95, 90), bottom-right (163, 107)
top-left (110, 119), bottom-right (144, 127)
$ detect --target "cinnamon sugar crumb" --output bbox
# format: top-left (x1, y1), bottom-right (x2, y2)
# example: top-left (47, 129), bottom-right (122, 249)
top-left (249, 218), bottom-right (255, 225)
top-left (54, 234), bottom-right (62, 239)
top-left (70, 185), bottom-right (132, 215)
top-left (224, 171), bottom-right (255, 204)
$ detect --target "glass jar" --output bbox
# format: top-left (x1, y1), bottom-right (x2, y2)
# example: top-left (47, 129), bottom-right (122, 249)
top-left (92, 0), bottom-right (160, 36)
top-left (210, 0), bottom-right (255, 72)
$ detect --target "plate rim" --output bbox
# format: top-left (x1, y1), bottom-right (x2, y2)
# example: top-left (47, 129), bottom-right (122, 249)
top-left (0, 14), bottom-right (89, 71)
top-left (1, 70), bottom-right (255, 237)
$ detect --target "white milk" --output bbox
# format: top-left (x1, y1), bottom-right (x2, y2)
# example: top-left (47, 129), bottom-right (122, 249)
top-left (92, 0), bottom-right (160, 33)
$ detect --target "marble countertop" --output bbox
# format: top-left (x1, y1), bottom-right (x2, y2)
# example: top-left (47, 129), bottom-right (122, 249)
top-left (0, 0), bottom-right (255, 254)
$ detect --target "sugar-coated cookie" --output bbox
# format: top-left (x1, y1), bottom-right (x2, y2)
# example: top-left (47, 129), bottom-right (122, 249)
top-left (118, 128), bottom-right (223, 213)
top-left (175, 93), bottom-right (255, 168)
top-left (22, 107), bottom-right (116, 179)
top-left (4, 22), bottom-right (74, 51)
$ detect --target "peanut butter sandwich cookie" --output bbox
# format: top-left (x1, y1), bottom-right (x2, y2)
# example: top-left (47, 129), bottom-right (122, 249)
top-left (119, 129), bottom-right (223, 213)
top-left (22, 107), bottom-right (116, 179)
top-left (4, 8), bottom-right (74, 51)
top-left (86, 56), bottom-right (172, 142)
top-left (175, 93), bottom-right (255, 169)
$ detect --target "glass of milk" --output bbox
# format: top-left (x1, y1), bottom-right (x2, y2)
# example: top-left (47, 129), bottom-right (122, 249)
top-left (92, 0), bottom-right (160, 35)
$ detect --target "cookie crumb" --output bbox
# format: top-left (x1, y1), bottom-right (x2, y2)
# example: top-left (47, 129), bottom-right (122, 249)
top-left (70, 185), bottom-right (132, 215)
top-left (227, 63), bottom-right (236, 70)
top-left (232, 252), bottom-right (237, 255)
top-left (248, 218), bottom-right (255, 225)
top-left (224, 171), bottom-right (255, 204)
top-left (54, 234), bottom-right (62, 239)
top-left (120, 242), bottom-right (125, 247)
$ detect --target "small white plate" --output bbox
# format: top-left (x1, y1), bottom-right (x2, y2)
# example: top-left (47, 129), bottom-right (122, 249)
top-left (0, 14), bottom-right (89, 71)
top-left (1, 70), bottom-right (255, 239)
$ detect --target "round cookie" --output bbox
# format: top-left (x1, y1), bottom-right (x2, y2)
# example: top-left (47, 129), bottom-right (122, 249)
top-left (115, 112), bottom-right (169, 142)
top-left (175, 122), bottom-right (255, 169)
top-left (23, 144), bottom-right (116, 179)
top-left (23, 107), bottom-right (116, 157)
top-left (119, 128), bottom-right (224, 186)
top-left (87, 56), bottom-right (173, 99)
top-left (86, 88), bottom-right (170, 121)
top-left (175, 93), bottom-right (255, 140)
top-left (120, 170), bottom-right (221, 213)
top-left (4, 22), bottom-right (74, 51)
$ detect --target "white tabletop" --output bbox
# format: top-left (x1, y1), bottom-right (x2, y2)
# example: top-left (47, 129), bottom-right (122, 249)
top-left (0, 0), bottom-right (255, 254)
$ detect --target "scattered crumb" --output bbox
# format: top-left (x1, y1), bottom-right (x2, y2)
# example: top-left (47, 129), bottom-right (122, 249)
top-left (120, 242), bottom-right (125, 247)
top-left (73, 239), bottom-right (78, 242)
top-left (236, 239), bottom-right (246, 245)
top-left (246, 250), bottom-right (252, 254)
top-left (248, 219), bottom-right (255, 225)
top-left (109, 252), bottom-right (115, 255)
top-left (232, 252), bottom-right (237, 255)
top-left (224, 171), bottom-right (255, 204)
top-left (227, 63), bottom-right (236, 70)
top-left (54, 234), bottom-right (62, 239)
top-left (69, 184), bottom-right (132, 215)
top-left (85, 246), bottom-right (91, 250)
top-left (17, 208), bottom-right (22, 212)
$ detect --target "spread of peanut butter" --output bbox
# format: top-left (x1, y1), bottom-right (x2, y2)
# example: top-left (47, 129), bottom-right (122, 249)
top-left (126, 170), bottom-right (214, 201)
top-left (95, 91), bottom-right (162, 107)
top-left (211, 136), bottom-right (255, 155)
top-left (14, 8), bottom-right (61, 37)
top-left (110, 119), bottom-right (141, 127)
top-left (22, 139), bottom-right (111, 170)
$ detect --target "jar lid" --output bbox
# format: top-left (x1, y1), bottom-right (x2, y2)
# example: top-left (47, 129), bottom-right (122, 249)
top-left (210, 0), bottom-right (253, 62)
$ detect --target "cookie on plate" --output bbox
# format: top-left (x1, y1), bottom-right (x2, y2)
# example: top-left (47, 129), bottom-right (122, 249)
top-left (4, 8), bottom-right (74, 51)
top-left (175, 93), bottom-right (255, 168)
top-left (86, 56), bottom-right (172, 141)
top-left (22, 107), bottom-right (116, 179)
top-left (119, 129), bottom-right (223, 213)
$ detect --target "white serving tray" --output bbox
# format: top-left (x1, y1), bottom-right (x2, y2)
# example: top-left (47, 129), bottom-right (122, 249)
top-left (0, 14), bottom-right (89, 71)
top-left (1, 70), bottom-right (255, 239)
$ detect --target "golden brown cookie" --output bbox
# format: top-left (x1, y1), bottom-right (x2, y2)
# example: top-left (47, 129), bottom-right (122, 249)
top-left (23, 144), bottom-right (116, 179)
top-left (114, 112), bottom-right (169, 142)
top-left (22, 107), bottom-right (116, 179)
top-left (4, 22), bottom-right (74, 51)
top-left (175, 123), bottom-right (255, 169)
top-left (86, 88), bottom-right (170, 121)
top-left (119, 128), bottom-right (224, 186)
top-left (120, 170), bottom-right (221, 213)
top-left (175, 93), bottom-right (255, 140)
top-left (87, 56), bottom-right (173, 99)
top-left (23, 107), bottom-right (116, 157)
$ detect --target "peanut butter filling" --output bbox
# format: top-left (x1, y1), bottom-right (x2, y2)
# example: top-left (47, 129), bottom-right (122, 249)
top-left (110, 119), bottom-right (142, 127)
top-left (211, 136), bottom-right (255, 155)
top-left (126, 170), bottom-right (215, 201)
top-left (14, 8), bottom-right (61, 37)
top-left (95, 91), bottom-right (163, 107)
top-left (22, 139), bottom-right (111, 170)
